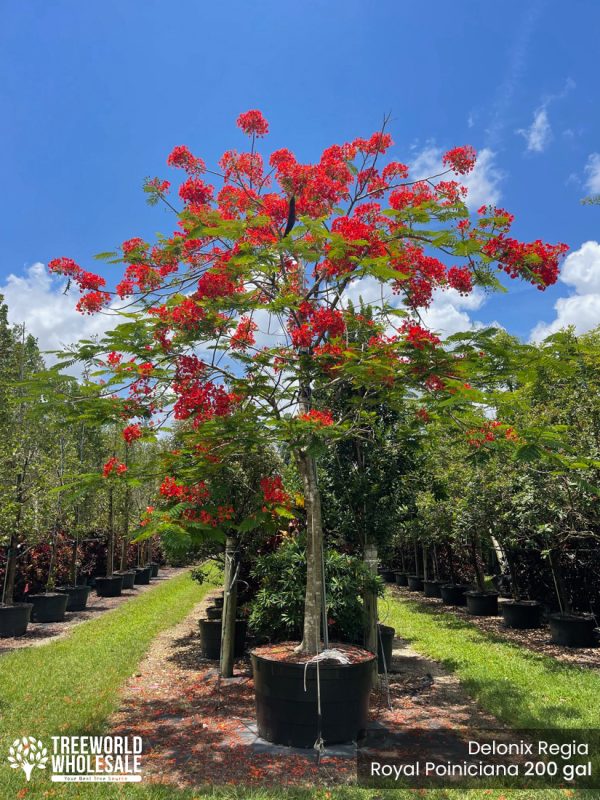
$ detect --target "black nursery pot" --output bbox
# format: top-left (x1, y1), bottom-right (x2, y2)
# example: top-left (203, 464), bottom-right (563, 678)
top-left (394, 572), bottom-right (409, 587)
top-left (206, 605), bottom-right (223, 620)
top-left (134, 567), bottom-right (152, 585)
top-left (465, 591), bottom-right (499, 616)
top-left (251, 649), bottom-right (375, 748)
top-left (423, 579), bottom-right (443, 598)
top-left (549, 613), bottom-right (598, 648)
top-left (213, 595), bottom-right (225, 608)
top-left (198, 618), bottom-right (247, 660)
top-left (95, 575), bottom-right (124, 598)
top-left (28, 592), bottom-right (69, 623)
top-left (407, 575), bottom-right (424, 591)
top-left (378, 569), bottom-right (396, 584)
top-left (56, 585), bottom-right (91, 612)
top-left (377, 624), bottom-right (395, 674)
top-left (440, 583), bottom-right (468, 606)
top-left (148, 562), bottom-right (159, 578)
top-left (0, 603), bottom-right (33, 637)
top-left (501, 600), bottom-right (542, 629)
top-left (115, 570), bottom-right (136, 590)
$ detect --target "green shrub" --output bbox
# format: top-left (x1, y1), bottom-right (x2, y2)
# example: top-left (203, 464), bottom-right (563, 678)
top-left (248, 535), bottom-right (382, 644)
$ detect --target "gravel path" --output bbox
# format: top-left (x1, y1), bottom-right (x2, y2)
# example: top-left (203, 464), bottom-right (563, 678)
top-left (0, 567), bottom-right (186, 655)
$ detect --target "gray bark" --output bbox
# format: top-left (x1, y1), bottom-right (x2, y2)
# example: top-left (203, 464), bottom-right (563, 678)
top-left (220, 535), bottom-right (239, 677)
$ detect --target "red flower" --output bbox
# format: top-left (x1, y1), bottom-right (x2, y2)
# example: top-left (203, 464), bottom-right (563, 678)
top-left (103, 457), bottom-right (127, 478)
top-left (402, 322), bottom-right (441, 349)
top-left (231, 316), bottom-right (258, 351)
top-left (260, 476), bottom-right (290, 505)
top-left (299, 409), bottom-right (334, 426)
top-left (167, 145), bottom-right (206, 174)
top-left (442, 145), bottom-right (477, 175)
top-left (237, 109), bottom-right (269, 137)
top-left (76, 291), bottom-right (110, 314)
top-left (122, 424), bottom-right (142, 443)
top-left (107, 351), bottom-right (122, 367)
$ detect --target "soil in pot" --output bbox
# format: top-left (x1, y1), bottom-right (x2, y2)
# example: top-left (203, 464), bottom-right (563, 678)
top-left (148, 562), bottom-right (159, 578)
top-left (251, 642), bottom-right (375, 748)
top-left (501, 600), bottom-right (542, 629)
top-left (376, 624), bottom-right (395, 674)
top-left (205, 605), bottom-right (223, 620)
top-left (423, 579), bottom-right (443, 598)
top-left (55, 585), bottom-right (91, 612)
top-left (115, 570), bottom-right (136, 590)
top-left (134, 567), bottom-right (151, 585)
top-left (0, 603), bottom-right (33, 637)
top-left (440, 584), bottom-right (468, 606)
top-left (378, 569), bottom-right (396, 583)
top-left (95, 575), bottom-right (124, 598)
top-left (549, 613), bottom-right (598, 648)
top-left (394, 572), bottom-right (408, 587)
top-left (407, 575), bottom-right (424, 591)
top-left (28, 592), bottom-right (69, 623)
top-left (465, 591), bottom-right (499, 616)
top-left (198, 618), bottom-right (247, 660)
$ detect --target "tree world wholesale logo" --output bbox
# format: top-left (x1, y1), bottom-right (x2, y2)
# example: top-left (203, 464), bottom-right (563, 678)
top-left (7, 736), bottom-right (142, 783)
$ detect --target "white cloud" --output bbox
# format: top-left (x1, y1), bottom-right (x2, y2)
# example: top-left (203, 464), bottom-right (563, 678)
top-left (517, 107), bottom-right (552, 153)
top-left (410, 145), bottom-right (503, 210)
top-left (530, 240), bottom-right (600, 341)
top-left (0, 262), bottom-right (114, 367)
top-left (584, 153), bottom-right (600, 194)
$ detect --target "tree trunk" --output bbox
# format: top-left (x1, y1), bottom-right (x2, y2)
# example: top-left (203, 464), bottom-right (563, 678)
top-left (413, 539), bottom-right (419, 575)
top-left (548, 549), bottom-right (570, 614)
top-left (296, 451), bottom-right (324, 655)
top-left (69, 535), bottom-right (78, 587)
top-left (470, 532), bottom-right (485, 591)
top-left (106, 487), bottom-right (114, 578)
top-left (363, 541), bottom-right (378, 653)
top-left (2, 534), bottom-right (18, 605)
top-left (432, 544), bottom-right (439, 580)
top-left (220, 535), bottom-right (239, 678)
top-left (422, 544), bottom-right (428, 581)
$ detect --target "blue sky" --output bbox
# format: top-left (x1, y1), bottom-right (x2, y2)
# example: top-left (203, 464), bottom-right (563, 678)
top-left (1, 0), bottom-right (599, 354)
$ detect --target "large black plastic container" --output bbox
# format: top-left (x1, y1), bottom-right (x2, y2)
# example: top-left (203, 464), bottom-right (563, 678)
top-left (95, 575), bottom-right (124, 598)
top-left (549, 613), bottom-right (598, 648)
top-left (213, 595), bottom-right (225, 608)
top-left (440, 584), bottom-right (468, 606)
top-left (407, 575), bottom-right (424, 592)
top-left (394, 572), bottom-right (408, 587)
top-left (501, 600), bottom-right (542, 629)
top-left (251, 648), bottom-right (375, 747)
top-left (378, 569), bottom-right (396, 583)
top-left (115, 570), bottom-right (136, 590)
top-left (134, 567), bottom-right (152, 585)
top-left (423, 580), bottom-right (443, 598)
top-left (56, 585), bottom-right (91, 612)
top-left (28, 592), bottom-right (69, 622)
top-left (0, 603), bottom-right (33, 637)
top-left (465, 591), bottom-right (499, 616)
top-left (206, 605), bottom-right (223, 620)
top-left (377, 624), bottom-right (395, 674)
top-left (148, 562), bottom-right (160, 578)
top-left (199, 618), bottom-right (247, 660)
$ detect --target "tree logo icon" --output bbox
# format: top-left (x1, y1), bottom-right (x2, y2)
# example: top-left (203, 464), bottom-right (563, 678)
top-left (7, 737), bottom-right (49, 781)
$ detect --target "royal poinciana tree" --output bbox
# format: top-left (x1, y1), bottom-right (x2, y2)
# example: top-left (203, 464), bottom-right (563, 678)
top-left (50, 109), bottom-right (567, 654)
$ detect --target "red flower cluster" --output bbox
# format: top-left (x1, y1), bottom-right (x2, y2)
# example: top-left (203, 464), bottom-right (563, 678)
top-left (260, 475), bottom-right (290, 505)
top-left (288, 303), bottom-right (346, 349)
top-left (167, 145), bottom-right (206, 174)
top-left (102, 457), bottom-right (127, 477)
top-left (482, 236), bottom-right (568, 288)
top-left (159, 476), bottom-right (209, 503)
top-left (237, 109), bottom-right (270, 137)
top-left (467, 420), bottom-right (518, 448)
top-left (122, 423), bottom-right (142, 443)
top-left (442, 145), bottom-right (477, 175)
top-left (299, 409), bottom-right (334, 426)
top-left (447, 266), bottom-right (473, 295)
top-left (402, 322), bottom-right (441, 349)
top-left (231, 316), bottom-right (258, 350)
top-left (48, 257), bottom-right (110, 314)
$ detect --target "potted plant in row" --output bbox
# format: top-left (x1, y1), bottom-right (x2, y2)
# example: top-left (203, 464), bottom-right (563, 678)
top-left (51, 108), bottom-right (568, 744)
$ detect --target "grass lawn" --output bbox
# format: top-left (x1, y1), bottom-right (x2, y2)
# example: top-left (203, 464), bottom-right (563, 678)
top-left (0, 574), bottom-right (597, 799)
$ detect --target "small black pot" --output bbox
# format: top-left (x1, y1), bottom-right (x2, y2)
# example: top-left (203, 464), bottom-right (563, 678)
top-left (407, 575), bottom-right (424, 592)
top-left (134, 566), bottom-right (152, 585)
top-left (56, 585), bottom-right (91, 612)
top-left (206, 605), bottom-right (223, 620)
top-left (0, 603), bottom-right (33, 637)
top-left (440, 584), bottom-right (468, 606)
top-left (213, 595), bottom-right (225, 608)
top-left (465, 591), bottom-right (499, 616)
top-left (423, 579), bottom-right (443, 598)
top-left (115, 570), bottom-right (136, 590)
top-left (501, 600), bottom-right (542, 629)
top-left (394, 572), bottom-right (409, 587)
top-left (549, 613), bottom-right (598, 648)
top-left (377, 624), bottom-right (395, 674)
top-left (199, 618), bottom-right (247, 660)
top-left (148, 562), bottom-right (159, 578)
top-left (251, 649), bottom-right (375, 747)
top-left (28, 592), bottom-right (69, 623)
top-left (95, 575), bottom-right (124, 598)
